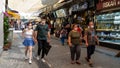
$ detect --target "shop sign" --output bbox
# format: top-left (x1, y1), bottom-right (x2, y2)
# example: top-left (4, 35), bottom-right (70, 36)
top-left (97, 0), bottom-right (120, 10)
top-left (71, 2), bottom-right (88, 11)
top-left (72, 4), bottom-right (79, 11)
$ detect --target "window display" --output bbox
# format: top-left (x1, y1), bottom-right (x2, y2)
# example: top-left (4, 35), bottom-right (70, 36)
top-left (96, 12), bottom-right (120, 44)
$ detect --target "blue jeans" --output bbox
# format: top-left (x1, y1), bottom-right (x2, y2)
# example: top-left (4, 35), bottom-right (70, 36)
top-left (60, 37), bottom-right (65, 45)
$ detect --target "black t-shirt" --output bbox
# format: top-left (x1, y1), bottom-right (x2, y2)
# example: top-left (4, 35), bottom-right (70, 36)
top-left (35, 24), bottom-right (49, 40)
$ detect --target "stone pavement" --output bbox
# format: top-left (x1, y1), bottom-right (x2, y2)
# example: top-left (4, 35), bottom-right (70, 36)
top-left (0, 32), bottom-right (120, 68)
top-left (44, 36), bottom-right (120, 68)
top-left (0, 32), bottom-right (49, 68)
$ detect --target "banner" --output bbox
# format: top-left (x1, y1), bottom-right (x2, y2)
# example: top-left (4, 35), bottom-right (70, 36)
top-left (97, 0), bottom-right (120, 10)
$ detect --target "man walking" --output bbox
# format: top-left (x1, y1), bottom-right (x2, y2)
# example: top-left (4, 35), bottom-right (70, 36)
top-left (84, 21), bottom-right (99, 67)
top-left (34, 17), bottom-right (50, 62)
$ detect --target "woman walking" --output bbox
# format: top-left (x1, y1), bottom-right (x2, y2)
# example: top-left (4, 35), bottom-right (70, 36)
top-left (68, 24), bottom-right (82, 65)
top-left (22, 23), bottom-right (35, 64)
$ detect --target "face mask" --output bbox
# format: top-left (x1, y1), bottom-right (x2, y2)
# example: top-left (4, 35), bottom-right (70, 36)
top-left (74, 27), bottom-right (78, 31)
top-left (91, 26), bottom-right (94, 28)
top-left (28, 26), bottom-right (32, 29)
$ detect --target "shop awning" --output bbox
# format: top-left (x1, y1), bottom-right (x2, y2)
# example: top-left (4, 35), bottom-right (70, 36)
top-left (8, 0), bottom-right (60, 13)
top-left (8, 0), bottom-right (67, 17)
top-left (7, 10), bottom-right (20, 19)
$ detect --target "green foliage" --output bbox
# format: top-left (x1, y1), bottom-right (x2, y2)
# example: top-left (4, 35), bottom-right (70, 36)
top-left (4, 16), bottom-right (9, 45)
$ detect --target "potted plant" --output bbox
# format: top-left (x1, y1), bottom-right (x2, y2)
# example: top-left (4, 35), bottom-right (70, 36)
top-left (3, 16), bottom-right (10, 51)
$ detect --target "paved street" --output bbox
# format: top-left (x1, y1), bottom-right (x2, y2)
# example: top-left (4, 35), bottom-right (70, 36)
top-left (45, 37), bottom-right (120, 68)
top-left (0, 32), bottom-right (49, 68)
top-left (0, 31), bottom-right (120, 68)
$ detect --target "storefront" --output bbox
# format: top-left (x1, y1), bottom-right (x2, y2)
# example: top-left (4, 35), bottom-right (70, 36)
top-left (96, 0), bottom-right (120, 50)
top-left (69, 1), bottom-right (88, 29)
top-left (54, 8), bottom-right (68, 29)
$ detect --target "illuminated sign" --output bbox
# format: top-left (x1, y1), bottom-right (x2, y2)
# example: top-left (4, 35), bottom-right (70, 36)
top-left (97, 0), bottom-right (120, 10)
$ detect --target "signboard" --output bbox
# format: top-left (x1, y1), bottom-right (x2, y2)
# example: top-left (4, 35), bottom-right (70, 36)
top-left (79, 2), bottom-right (88, 10)
top-left (56, 9), bottom-right (66, 17)
top-left (72, 4), bottom-right (79, 11)
top-left (71, 2), bottom-right (88, 12)
top-left (97, 0), bottom-right (120, 10)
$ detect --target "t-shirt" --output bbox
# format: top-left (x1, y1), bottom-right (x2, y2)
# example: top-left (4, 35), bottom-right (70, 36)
top-left (68, 31), bottom-right (82, 45)
top-left (85, 28), bottom-right (96, 45)
top-left (35, 24), bottom-right (49, 40)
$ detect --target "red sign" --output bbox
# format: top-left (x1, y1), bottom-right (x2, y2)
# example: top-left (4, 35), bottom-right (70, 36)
top-left (97, 0), bottom-right (120, 10)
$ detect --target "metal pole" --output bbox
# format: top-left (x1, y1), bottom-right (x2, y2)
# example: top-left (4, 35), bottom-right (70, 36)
top-left (5, 0), bottom-right (8, 11)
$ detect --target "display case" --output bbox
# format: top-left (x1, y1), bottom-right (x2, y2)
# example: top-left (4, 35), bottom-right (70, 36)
top-left (96, 12), bottom-right (120, 45)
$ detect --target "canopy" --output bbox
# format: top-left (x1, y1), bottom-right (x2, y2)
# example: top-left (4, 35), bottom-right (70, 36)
top-left (8, 0), bottom-right (67, 19)
top-left (7, 10), bottom-right (20, 19)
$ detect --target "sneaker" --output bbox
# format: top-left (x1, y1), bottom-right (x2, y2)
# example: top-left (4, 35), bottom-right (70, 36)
top-left (41, 58), bottom-right (46, 62)
top-left (36, 56), bottom-right (40, 60)
top-left (88, 60), bottom-right (93, 67)
top-left (29, 60), bottom-right (32, 64)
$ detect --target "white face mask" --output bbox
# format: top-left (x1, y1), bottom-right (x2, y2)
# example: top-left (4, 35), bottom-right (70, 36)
top-left (91, 25), bottom-right (94, 28)
top-left (28, 26), bottom-right (32, 29)
top-left (74, 27), bottom-right (78, 31)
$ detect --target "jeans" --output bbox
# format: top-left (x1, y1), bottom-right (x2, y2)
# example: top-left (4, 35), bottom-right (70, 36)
top-left (87, 45), bottom-right (95, 60)
top-left (37, 40), bottom-right (47, 58)
top-left (60, 37), bottom-right (66, 45)
top-left (70, 45), bottom-right (81, 61)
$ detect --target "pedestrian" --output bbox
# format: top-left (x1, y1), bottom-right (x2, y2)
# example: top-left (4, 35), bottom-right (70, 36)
top-left (84, 21), bottom-right (99, 67)
top-left (60, 28), bottom-right (67, 45)
top-left (22, 23), bottom-right (35, 64)
top-left (34, 17), bottom-right (50, 62)
top-left (65, 24), bottom-right (71, 44)
top-left (68, 24), bottom-right (82, 65)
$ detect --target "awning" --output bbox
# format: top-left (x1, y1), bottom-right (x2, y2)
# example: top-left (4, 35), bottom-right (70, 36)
top-left (7, 10), bottom-right (20, 19)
